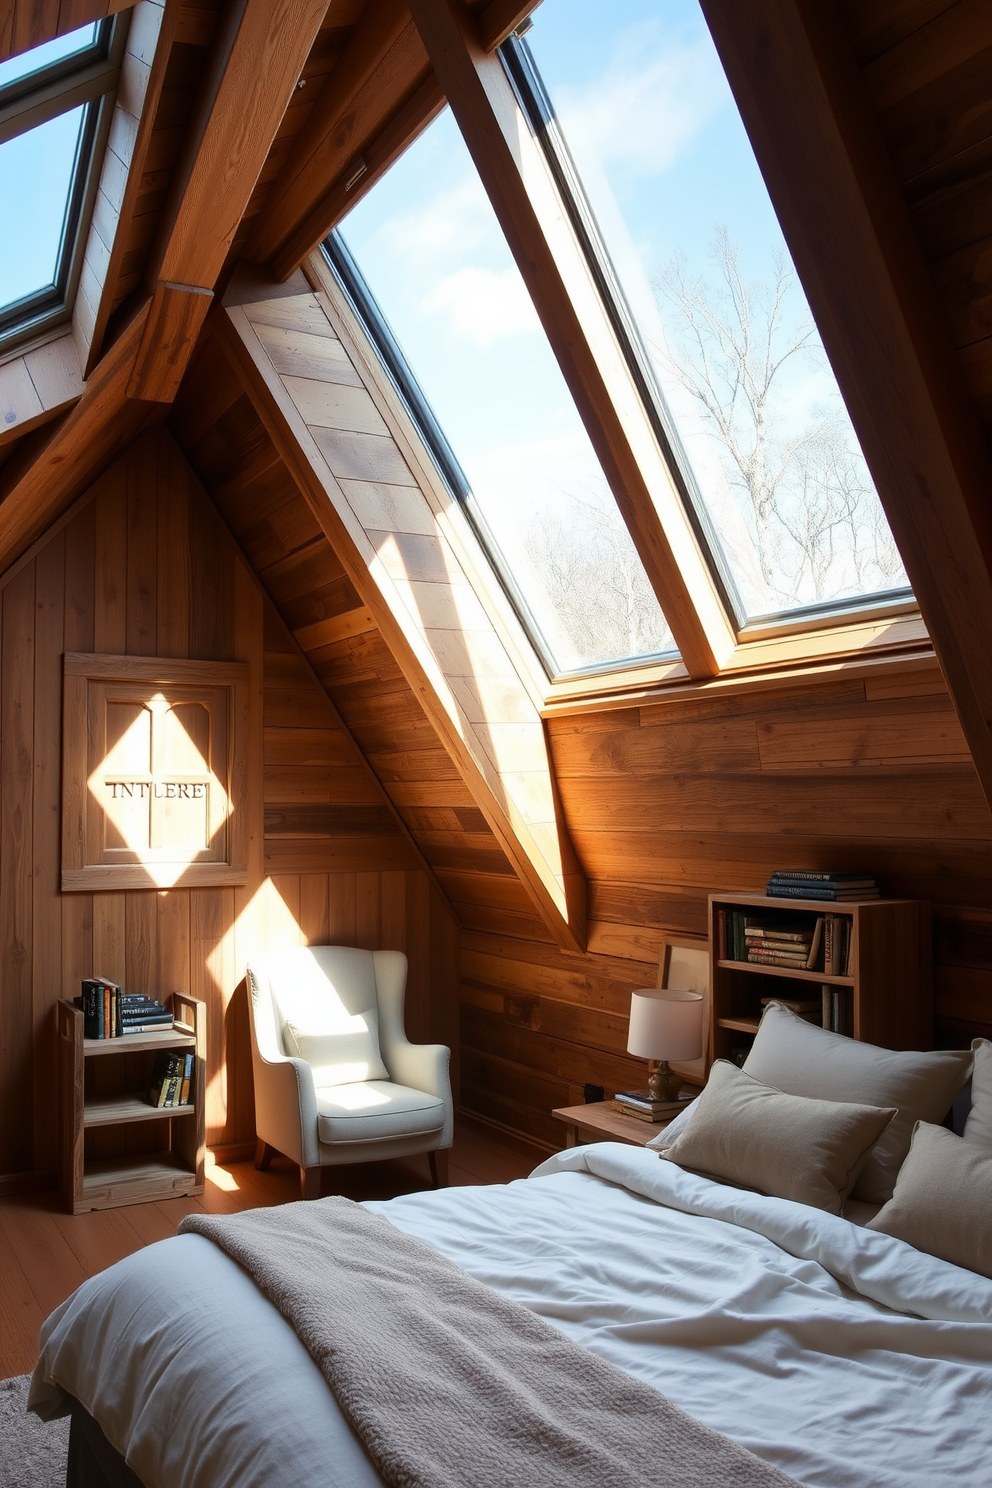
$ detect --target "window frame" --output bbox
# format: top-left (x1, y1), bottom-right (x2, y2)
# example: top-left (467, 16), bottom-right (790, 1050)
top-left (499, 28), bottom-right (918, 648)
top-left (0, 18), bottom-right (124, 355)
top-left (324, 227), bottom-right (683, 685)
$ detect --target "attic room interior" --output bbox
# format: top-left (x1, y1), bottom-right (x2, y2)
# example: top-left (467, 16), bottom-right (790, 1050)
top-left (2, 0), bottom-right (992, 1484)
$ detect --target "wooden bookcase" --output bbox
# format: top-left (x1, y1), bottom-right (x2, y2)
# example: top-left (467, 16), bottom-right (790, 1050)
top-left (708, 893), bottom-right (932, 1067)
top-left (58, 992), bottom-right (206, 1214)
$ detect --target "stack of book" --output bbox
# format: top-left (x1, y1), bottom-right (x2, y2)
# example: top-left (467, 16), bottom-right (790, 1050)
top-left (613, 1089), bottom-right (694, 1123)
top-left (76, 981), bottom-right (173, 1038)
top-left (742, 916), bottom-right (822, 970)
top-left (766, 870), bottom-right (879, 901)
top-left (118, 995), bottom-right (173, 1033)
top-left (148, 1050), bottom-right (194, 1108)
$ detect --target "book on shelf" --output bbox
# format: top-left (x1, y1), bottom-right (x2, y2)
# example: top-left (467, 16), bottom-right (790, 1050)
top-left (766, 883), bottom-right (878, 901)
top-left (768, 870), bottom-right (876, 885)
top-left (724, 910), bottom-right (826, 971)
top-left (766, 871), bottom-right (878, 902)
top-left (148, 1051), bottom-right (193, 1109)
top-left (78, 983), bottom-right (175, 1038)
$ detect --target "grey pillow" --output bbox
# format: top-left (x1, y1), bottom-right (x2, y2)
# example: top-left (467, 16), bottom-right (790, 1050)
top-left (742, 1003), bottom-right (973, 1204)
top-left (867, 1121), bottom-right (992, 1279)
top-left (963, 1039), bottom-right (992, 1150)
top-left (662, 1059), bottom-right (896, 1214)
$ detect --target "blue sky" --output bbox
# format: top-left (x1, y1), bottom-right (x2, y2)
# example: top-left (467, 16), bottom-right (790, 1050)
top-left (0, 24), bottom-right (97, 312)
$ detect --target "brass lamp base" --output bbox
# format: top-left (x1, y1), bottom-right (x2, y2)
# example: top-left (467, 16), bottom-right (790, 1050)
top-left (648, 1060), bottom-right (682, 1103)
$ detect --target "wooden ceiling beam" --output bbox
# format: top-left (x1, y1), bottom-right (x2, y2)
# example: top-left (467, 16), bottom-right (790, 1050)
top-left (407, 0), bottom-right (735, 678)
top-left (250, 0), bottom-right (431, 272)
top-left (699, 0), bottom-right (992, 809)
top-left (0, 303), bottom-right (156, 574)
top-left (270, 69), bottom-right (445, 282)
top-left (122, 0), bottom-right (329, 400)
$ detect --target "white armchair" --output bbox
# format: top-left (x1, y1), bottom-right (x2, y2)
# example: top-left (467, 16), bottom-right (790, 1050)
top-left (246, 946), bottom-right (453, 1199)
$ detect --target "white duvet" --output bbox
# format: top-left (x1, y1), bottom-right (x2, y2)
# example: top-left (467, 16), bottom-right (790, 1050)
top-left (31, 1143), bottom-right (992, 1488)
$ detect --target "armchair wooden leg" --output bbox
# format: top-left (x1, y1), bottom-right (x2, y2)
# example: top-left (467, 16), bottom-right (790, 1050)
top-left (254, 1139), bottom-right (276, 1172)
top-left (301, 1166), bottom-right (322, 1200)
top-left (429, 1149), bottom-right (449, 1189)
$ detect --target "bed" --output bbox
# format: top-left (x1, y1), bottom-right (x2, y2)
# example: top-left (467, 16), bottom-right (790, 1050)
top-left (28, 1006), bottom-right (992, 1488)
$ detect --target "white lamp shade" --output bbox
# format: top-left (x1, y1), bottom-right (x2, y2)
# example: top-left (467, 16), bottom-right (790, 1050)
top-left (627, 989), bottom-right (704, 1062)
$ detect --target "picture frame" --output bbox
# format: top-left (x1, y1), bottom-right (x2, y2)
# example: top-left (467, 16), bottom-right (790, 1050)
top-left (656, 934), bottom-right (711, 1084)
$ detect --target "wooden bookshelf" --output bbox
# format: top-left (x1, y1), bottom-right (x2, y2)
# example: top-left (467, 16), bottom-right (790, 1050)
top-left (709, 893), bottom-right (932, 1067)
top-left (58, 992), bottom-right (206, 1214)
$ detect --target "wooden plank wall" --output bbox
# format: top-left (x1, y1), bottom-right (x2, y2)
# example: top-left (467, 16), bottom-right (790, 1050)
top-left (0, 424), bottom-right (458, 1184)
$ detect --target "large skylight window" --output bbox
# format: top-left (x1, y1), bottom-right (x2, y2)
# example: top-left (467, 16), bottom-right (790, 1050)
top-left (334, 109), bottom-right (677, 677)
top-left (517, 0), bottom-right (911, 628)
top-left (0, 20), bottom-right (118, 351)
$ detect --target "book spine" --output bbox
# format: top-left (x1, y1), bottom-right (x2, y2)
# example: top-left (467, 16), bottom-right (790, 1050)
top-left (822, 985), bottom-right (831, 1029)
top-left (180, 1052), bottom-right (193, 1105)
top-left (718, 908), bottom-right (727, 960)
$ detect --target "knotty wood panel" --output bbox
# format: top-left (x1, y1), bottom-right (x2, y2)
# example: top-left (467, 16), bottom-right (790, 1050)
top-left (0, 424), bottom-right (458, 1185)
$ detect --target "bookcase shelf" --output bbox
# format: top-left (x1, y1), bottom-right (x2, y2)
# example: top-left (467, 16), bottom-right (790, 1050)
top-left (58, 992), bottom-right (206, 1214)
top-left (709, 893), bottom-right (932, 1068)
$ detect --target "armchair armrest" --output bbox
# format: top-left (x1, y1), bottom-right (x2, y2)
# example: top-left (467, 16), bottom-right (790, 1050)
top-left (251, 1048), bottom-right (320, 1169)
top-left (387, 1041), bottom-right (453, 1147)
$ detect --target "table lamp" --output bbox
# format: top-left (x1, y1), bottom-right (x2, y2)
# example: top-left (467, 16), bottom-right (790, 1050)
top-left (627, 989), bottom-right (704, 1102)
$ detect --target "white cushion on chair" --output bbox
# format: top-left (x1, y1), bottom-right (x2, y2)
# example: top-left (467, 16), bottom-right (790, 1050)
top-left (315, 1081), bottom-right (445, 1144)
top-left (285, 1008), bottom-right (389, 1087)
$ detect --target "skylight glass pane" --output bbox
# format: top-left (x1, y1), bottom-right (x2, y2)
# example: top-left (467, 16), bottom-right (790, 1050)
top-left (524, 0), bottom-right (910, 623)
top-left (338, 110), bottom-right (677, 675)
top-left (0, 24), bottom-right (100, 92)
top-left (0, 105), bottom-right (85, 311)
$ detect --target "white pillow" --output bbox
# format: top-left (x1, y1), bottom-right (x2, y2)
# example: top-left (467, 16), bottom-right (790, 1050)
top-left (964, 1039), bottom-right (992, 1149)
top-left (284, 1007), bottom-right (388, 1087)
top-left (742, 1003), bottom-right (973, 1204)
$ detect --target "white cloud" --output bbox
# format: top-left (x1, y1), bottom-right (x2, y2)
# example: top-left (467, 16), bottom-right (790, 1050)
top-left (553, 21), bottom-right (724, 181)
top-left (425, 265), bottom-right (540, 347)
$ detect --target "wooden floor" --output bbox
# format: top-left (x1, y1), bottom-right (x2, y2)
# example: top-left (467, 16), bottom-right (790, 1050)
top-left (0, 1117), bottom-right (549, 1381)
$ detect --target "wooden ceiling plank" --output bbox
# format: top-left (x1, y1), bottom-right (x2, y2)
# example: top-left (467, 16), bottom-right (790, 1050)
top-left (474, 0), bottom-right (542, 54)
top-left (407, 0), bottom-right (734, 680)
top-left (0, 303), bottom-right (155, 575)
top-left (250, 5), bottom-right (431, 270)
top-left (248, 0), bottom-right (412, 263)
top-left (699, 0), bottom-right (992, 812)
top-left (270, 69), bottom-right (445, 282)
top-left (0, 335), bottom-right (86, 449)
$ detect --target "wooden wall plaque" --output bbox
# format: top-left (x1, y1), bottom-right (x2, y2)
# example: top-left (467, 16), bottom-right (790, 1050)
top-left (62, 654), bottom-right (249, 891)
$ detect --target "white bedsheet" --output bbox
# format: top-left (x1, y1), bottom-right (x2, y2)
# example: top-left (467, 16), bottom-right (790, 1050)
top-left (31, 1143), bottom-right (992, 1488)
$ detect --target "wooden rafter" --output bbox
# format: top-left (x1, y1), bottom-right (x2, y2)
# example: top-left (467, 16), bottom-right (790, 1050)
top-left (406, 0), bottom-right (735, 679)
top-left (699, 0), bottom-right (992, 811)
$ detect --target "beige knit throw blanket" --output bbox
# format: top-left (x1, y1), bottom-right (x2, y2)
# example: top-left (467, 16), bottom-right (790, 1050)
top-left (179, 1197), bottom-right (800, 1488)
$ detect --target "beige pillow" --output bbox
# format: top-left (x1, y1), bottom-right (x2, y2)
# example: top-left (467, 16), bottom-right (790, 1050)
top-left (742, 1003), bottom-right (973, 1205)
top-left (662, 1060), bottom-right (896, 1214)
top-left (963, 1039), bottom-right (992, 1150)
top-left (867, 1122), bottom-right (992, 1279)
top-left (284, 1007), bottom-right (388, 1087)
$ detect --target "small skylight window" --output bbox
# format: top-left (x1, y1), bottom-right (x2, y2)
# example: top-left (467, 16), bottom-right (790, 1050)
top-left (518, 0), bottom-right (912, 629)
top-left (0, 20), bottom-right (118, 351)
top-left (334, 110), bottom-right (677, 678)
top-left (0, 107), bottom-right (86, 320)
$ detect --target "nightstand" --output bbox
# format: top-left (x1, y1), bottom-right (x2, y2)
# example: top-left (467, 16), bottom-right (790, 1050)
top-left (552, 1100), bottom-right (674, 1149)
